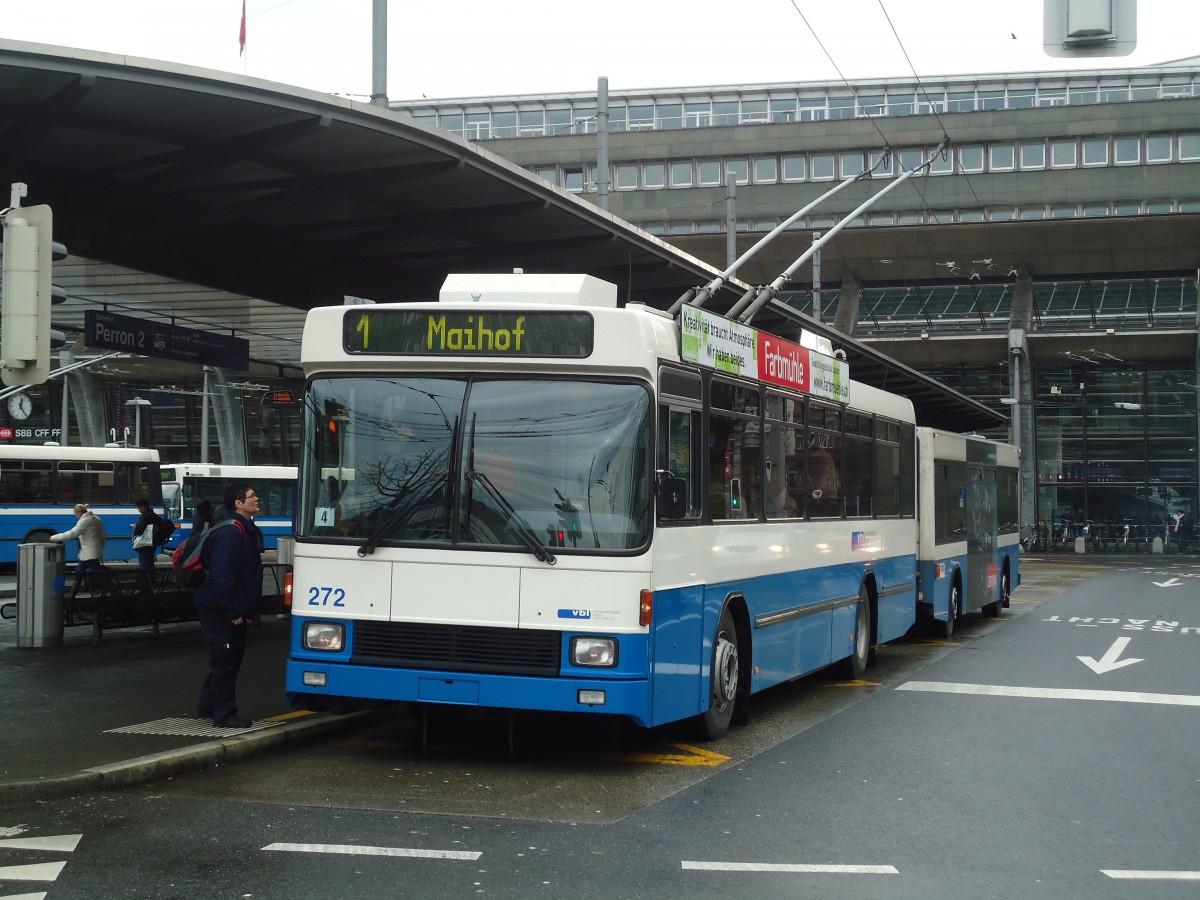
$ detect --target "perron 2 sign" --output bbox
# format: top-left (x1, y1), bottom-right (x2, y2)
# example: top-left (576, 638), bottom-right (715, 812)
top-left (85, 310), bottom-right (249, 371)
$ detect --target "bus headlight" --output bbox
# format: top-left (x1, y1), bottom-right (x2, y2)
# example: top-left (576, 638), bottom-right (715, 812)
top-left (571, 636), bottom-right (617, 667)
top-left (303, 621), bottom-right (345, 651)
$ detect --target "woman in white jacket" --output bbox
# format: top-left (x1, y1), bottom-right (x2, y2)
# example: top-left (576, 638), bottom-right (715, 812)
top-left (50, 504), bottom-right (107, 574)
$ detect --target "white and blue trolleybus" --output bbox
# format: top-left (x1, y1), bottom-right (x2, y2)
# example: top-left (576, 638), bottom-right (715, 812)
top-left (286, 272), bottom-right (1016, 738)
top-left (915, 428), bottom-right (1020, 637)
top-left (161, 462), bottom-right (297, 550)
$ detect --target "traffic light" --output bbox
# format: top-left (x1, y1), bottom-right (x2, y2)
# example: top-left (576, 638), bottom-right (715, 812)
top-left (1, 183), bottom-right (63, 386)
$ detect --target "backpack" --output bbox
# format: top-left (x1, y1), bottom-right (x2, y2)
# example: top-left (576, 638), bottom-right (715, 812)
top-left (154, 514), bottom-right (176, 548)
top-left (172, 518), bottom-right (246, 589)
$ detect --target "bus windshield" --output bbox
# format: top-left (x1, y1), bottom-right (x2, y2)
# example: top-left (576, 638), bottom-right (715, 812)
top-left (299, 376), bottom-right (653, 553)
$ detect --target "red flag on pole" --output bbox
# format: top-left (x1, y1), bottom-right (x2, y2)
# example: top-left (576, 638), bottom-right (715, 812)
top-left (239, 0), bottom-right (247, 56)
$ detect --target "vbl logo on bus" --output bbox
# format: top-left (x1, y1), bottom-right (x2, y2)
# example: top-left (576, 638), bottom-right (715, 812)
top-left (558, 609), bottom-right (591, 620)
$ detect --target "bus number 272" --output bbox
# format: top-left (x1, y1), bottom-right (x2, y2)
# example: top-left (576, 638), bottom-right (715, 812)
top-left (307, 586), bottom-right (346, 607)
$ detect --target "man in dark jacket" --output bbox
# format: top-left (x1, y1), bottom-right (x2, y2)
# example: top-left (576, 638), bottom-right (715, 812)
top-left (192, 482), bottom-right (264, 728)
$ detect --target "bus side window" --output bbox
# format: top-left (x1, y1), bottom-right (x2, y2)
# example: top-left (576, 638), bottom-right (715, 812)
top-left (658, 405), bottom-right (701, 520)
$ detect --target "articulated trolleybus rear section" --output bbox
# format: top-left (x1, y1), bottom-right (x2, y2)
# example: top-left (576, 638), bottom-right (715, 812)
top-left (286, 272), bottom-right (928, 739)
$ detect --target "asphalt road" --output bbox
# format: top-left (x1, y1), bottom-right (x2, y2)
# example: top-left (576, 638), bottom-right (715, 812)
top-left (3, 558), bottom-right (1197, 899)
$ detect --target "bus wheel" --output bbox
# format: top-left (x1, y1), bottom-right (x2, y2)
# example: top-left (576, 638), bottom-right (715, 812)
top-left (936, 583), bottom-right (959, 639)
top-left (840, 589), bottom-right (871, 679)
top-left (699, 607), bottom-right (739, 741)
top-left (984, 571), bottom-right (1008, 617)
top-left (24, 529), bottom-right (53, 545)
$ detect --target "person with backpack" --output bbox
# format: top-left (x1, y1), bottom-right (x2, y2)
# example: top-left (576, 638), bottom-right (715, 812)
top-left (132, 498), bottom-right (169, 571)
top-left (192, 482), bottom-right (264, 728)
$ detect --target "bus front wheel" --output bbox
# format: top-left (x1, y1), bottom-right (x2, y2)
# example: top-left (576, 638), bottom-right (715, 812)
top-left (699, 607), bottom-right (739, 741)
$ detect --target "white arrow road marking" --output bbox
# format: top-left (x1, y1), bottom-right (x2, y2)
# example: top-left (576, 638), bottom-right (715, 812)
top-left (0, 835), bottom-right (81, 852)
top-left (1153, 577), bottom-right (1183, 587)
top-left (263, 842), bottom-right (481, 860)
top-left (682, 861), bottom-right (898, 874)
top-left (898, 682), bottom-right (1200, 707)
top-left (0, 891), bottom-right (49, 900)
top-left (0, 861), bottom-right (66, 881)
top-left (1103, 870), bottom-right (1200, 881)
top-left (1078, 636), bottom-right (1144, 674)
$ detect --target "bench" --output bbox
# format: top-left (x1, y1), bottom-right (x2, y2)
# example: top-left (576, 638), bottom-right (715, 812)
top-left (65, 564), bottom-right (289, 644)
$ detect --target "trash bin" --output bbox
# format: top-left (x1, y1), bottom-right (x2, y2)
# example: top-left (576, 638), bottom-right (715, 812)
top-left (17, 541), bottom-right (66, 649)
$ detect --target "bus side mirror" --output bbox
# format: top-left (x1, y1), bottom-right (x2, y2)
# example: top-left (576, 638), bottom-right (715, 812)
top-left (658, 474), bottom-right (687, 520)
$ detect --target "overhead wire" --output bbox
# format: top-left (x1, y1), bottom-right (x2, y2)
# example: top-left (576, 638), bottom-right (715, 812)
top-left (876, 0), bottom-right (986, 216)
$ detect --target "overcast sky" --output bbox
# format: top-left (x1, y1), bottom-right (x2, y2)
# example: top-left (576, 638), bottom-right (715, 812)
top-left (1, 0), bottom-right (1195, 101)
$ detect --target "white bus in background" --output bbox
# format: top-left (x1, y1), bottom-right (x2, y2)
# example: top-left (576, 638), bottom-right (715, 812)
top-left (285, 272), bottom-right (951, 739)
top-left (161, 463), bottom-right (297, 550)
top-left (0, 445), bottom-right (163, 564)
top-left (916, 428), bottom-right (1021, 637)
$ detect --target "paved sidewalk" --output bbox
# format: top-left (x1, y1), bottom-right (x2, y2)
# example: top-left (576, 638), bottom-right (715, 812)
top-left (0, 612), bottom-right (373, 802)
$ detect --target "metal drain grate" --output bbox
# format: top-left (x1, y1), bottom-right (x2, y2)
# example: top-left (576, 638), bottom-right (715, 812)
top-left (104, 716), bottom-right (278, 737)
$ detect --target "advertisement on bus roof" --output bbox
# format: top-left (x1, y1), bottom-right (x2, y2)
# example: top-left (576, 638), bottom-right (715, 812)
top-left (679, 305), bottom-right (848, 403)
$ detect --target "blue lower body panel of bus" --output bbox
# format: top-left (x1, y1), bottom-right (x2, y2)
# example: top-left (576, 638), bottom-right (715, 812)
top-left (286, 617), bottom-right (657, 726)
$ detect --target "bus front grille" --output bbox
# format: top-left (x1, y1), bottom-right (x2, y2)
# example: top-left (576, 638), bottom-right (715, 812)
top-left (353, 621), bottom-right (562, 676)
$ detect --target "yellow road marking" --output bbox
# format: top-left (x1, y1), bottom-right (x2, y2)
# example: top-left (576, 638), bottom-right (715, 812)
top-left (587, 743), bottom-right (730, 767)
top-left (259, 710), bottom-right (317, 723)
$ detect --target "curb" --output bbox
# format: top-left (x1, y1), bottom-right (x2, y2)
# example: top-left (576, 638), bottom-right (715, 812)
top-left (0, 708), bottom-right (381, 803)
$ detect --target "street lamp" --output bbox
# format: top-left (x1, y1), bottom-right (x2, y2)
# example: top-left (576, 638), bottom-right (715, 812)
top-left (124, 396), bottom-right (151, 447)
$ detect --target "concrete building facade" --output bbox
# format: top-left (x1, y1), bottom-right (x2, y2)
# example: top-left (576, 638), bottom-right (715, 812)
top-left (397, 62), bottom-right (1200, 550)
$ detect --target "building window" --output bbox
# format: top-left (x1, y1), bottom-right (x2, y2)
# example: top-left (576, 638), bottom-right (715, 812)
top-left (989, 209), bottom-right (1015, 221)
top-left (697, 159), bottom-right (723, 185)
top-left (958, 210), bottom-right (986, 222)
top-left (614, 164), bottom-right (638, 190)
top-left (684, 102), bottom-right (710, 128)
top-left (1113, 136), bottom-right (1140, 164)
top-left (958, 145), bottom-right (984, 173)
top-left (493, 111), bottom-right (517, 138)
top-left (1113, 203), bottom-right (1140, 216)
top-left (1082, 138), bottom-right (1109, 166)
top-left (725, 158), bottom-right (749, 185)
top-left (769, 99), bottom-right (797, 123)
top-left (1019, 207), bottom-right (1046, 219)
top-left (668, 223), bottom-right (693, 234)
top-left (753, 157), bottom-right (778, 183)
top-left (811, 153), bottom-right (835, 180)
top-left (563, 167), bottom-right (584, 191)
top-left (656, 103), bottom-right (683, 130)
top-left (1051, 205), bottom-right (1077, 218)
top-left (839, 151), bottom-right (864, 178)
top-left (465, 113), bottom-right (491, 140)
top-left (439, 112), bottom-right (464, 135)
top-left (1082, 204), bottom-right (1110, 217)
top-left (546, 108), bottom-right (572, 135)
top-left (533, 166), bottom-right (557, 185)
top-left (1020, 142), bottom-right (1046, 169)
top-left (1008, 88), bottom-right (1036, 108)
top-left (887, 91), bottom-right (914, 116)
top-left (712, 101), bottom-right (740, 126)
top-left (1180, 133), bottom-right (1200, 160)
top-left (643, 163), bottom-right (666, 189)
top-left (1145, 201), bottom-right (1174, 214)
top-left (898, 148), bottom-right (924, 171)
top-left (1146, 134), bottom-right (1173, 162)
top-left (517, 109), bottom-right (544, 136)
top-left (781, 154), bottom-right (806, 181)
top-left (897, 211), bottom-right (923, 224)
top-left (670, 161), bottom-right (693, 187)
top-left (1051, 140), bottom-right (1077, 167)
top-left (1099, 84), bottom-right (1129, 102)
top-left (627, 104), bottom-right (654, 131)
top-left (928, 148), bottom-right (952, 174)
top-left (989, 144), bottom-right (1015, 171)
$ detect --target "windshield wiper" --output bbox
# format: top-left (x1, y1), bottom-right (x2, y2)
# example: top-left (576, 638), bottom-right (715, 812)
top-left (357, 474), bottom-right (444, 557)
top-left (465, 469), bottom-right (556, 565)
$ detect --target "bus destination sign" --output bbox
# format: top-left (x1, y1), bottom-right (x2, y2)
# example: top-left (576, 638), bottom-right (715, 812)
top-left (679, 305), bottom-right (849, 403)
top-left (344, 310), bottom-right (594, 358)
